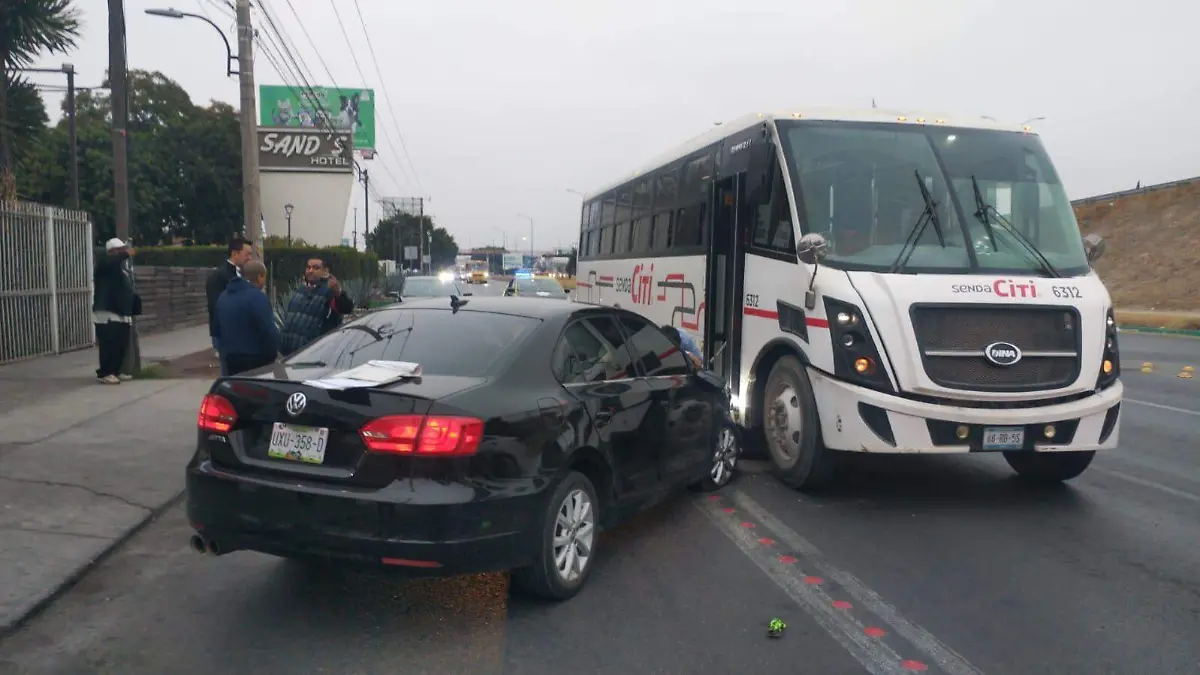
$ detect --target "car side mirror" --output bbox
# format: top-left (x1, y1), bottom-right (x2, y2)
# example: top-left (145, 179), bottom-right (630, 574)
top-left (1082, 232), bottom-right (1105, 263)
top-left (693, 368), bottom-right (726, 393)
top-left (797, 232), bottom-right (829, 265)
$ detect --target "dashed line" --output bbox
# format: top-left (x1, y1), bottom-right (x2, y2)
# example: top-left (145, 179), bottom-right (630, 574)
top-left (699, 491), bottom-right (986, 675)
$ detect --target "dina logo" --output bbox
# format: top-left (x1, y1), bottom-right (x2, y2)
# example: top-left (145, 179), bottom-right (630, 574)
top-left (984, 342), bottom-right (1022, 366)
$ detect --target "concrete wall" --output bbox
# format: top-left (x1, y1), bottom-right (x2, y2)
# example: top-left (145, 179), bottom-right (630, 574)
top-left (134, 266), bottom-right (210, 335)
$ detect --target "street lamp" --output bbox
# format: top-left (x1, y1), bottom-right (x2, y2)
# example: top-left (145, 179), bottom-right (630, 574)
top-left (145, 8), bottom-right (238, 76)
top-left (517, 213), bottom-right (534, 264)
top-left (1019, 116), bottom-right (1046, 127)
top-left (284, 203), bottom-right (294, 245)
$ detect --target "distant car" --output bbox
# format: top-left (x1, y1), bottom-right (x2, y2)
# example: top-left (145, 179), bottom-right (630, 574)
top-left (186, 297), bottom-right (741, 601)
top-left (504, 276), bottom-right (570, 299)
top-left (396, 275), bottom-right (468, 300)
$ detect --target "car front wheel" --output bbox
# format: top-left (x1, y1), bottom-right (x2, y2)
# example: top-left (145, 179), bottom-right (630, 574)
top-left (691, 422), bottom-right (741, 492)
top-left (511, 471), bottom-right (599, 601)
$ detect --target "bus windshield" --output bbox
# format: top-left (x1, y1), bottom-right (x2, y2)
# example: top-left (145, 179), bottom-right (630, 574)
top-left (776, 121), bottom-right (1090, 276)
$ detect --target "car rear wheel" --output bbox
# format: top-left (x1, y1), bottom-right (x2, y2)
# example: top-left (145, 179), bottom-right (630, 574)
top-left (763, 355), bottom-right (839, 491)
top-left (511, 471), bottom-right (599, 601)
top-left (1003, 450), bottom-right (1095, 482)
top-left (691, 422), bottom-right (741, 492)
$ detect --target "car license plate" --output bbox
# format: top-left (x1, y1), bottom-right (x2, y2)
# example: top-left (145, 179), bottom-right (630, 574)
top-left (982, 426), bottom-right (1025, 451)
top-left (267, 423), bottom-right (329, 464)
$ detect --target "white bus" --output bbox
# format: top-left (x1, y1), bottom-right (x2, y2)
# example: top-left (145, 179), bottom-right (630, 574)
top-left (573, 108), bottom-right (1121, 490)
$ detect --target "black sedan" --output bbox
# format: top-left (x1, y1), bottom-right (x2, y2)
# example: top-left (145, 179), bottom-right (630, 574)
top-left (186, 296), bottom-right (741, 600)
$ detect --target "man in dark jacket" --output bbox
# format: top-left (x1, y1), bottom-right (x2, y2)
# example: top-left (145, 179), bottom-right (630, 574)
top-left (206, 238), bottom-right (252, 374)
top-left (214, 260), bottom-right (279, 375)
top-left (92, 238), bottom-right (139, 384)
top-left (279, 256), bottom-right (355, 356)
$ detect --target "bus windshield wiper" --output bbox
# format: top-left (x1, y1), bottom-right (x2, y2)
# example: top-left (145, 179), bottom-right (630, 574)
top-left (889, 170), bottom-right (948, 273)
top-left (969, 175), bottom-right (1060, 278)
top-left (969, 176), bottom-right (999, 252)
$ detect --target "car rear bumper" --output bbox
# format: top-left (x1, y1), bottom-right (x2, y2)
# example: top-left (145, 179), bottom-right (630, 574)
top-left (186, 461), bottom-right (546, 575)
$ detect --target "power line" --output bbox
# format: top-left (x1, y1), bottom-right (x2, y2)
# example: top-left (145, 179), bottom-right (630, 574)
top-left (351, 0), bottom-right (422, 192)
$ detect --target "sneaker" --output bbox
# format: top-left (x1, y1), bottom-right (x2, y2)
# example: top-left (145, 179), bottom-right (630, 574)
top-left (118, 374), bottom-right (133, 381)
top-left (98, 375), bottom-right (121, 385)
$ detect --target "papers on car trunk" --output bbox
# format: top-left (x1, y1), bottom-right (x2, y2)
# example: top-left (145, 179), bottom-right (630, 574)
top-left (303, 360), bottom-right (422, 390)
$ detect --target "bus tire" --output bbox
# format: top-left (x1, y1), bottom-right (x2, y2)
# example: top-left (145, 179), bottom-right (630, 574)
top-left (762, 355), bottom-right (838, 491)
top-left (1002, 450), bottom-right (1095, 483)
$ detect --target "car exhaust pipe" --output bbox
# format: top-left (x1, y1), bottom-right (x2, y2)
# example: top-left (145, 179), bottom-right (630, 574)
top-left (189, 534), bottom-right (209, 554)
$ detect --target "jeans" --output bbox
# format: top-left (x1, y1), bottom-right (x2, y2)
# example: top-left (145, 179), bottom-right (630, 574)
top-left (95, 321), bottom-right (131, 377)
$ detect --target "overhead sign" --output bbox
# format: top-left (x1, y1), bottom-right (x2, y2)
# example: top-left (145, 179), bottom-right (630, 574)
top-left (502, 253), bottom-right (523, 270)
top-left (259, 85), bottom-right (376, 153)
top-left (258, 128), bottom-right (354, 173)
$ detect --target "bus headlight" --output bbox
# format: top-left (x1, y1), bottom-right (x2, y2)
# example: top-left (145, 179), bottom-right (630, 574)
top-left (823, 297), bottom-right (893, 393)
top-left (1097, 307), bottom-right (1120, 389)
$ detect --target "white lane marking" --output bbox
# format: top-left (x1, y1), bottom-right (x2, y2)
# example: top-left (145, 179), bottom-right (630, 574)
top-left (1092, 468), bottom-right (1200, 505)
top-left (729, 491), bottom-right (986, 675)
top-left (1124, 398), bottom-right (1200, 417)
top-left (698, 498), bottom-right (911, 675)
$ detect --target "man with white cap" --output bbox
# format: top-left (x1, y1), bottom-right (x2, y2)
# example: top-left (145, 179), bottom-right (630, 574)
top-left (92, 238), bottom-right (140, 384)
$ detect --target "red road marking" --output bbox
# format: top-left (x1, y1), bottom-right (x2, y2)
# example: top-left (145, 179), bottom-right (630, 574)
top-left (803, 575), bottom-right (823, 584)
top-left (740, 521), bottom-right (756, 528)
top-left (832, 600), bottom-right (852, 609)
top-left (901, 660), bottom-right (928, 671)
top-left (707, 495), bottom-right (722, 501)
top-left (722, 507), bottom-right (736, 513)
top-left (864, 626), bottom-right (887, 638)
top-left (758, 537), bottom-right (775, 545)
top-left (778, 555), bottom-right (798, 564)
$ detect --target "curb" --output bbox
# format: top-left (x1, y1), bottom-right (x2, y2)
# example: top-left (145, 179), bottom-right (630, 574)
top-left (1117, 325), bottom-right (1200, 338)
top-left (0, 488), bottom-right (187, 640)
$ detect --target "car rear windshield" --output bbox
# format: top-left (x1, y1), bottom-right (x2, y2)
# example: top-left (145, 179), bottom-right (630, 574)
top-left (284, 309), bottom-right (540, 377)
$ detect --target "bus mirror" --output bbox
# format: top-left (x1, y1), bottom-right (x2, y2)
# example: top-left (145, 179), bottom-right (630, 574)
top-left (797, 233), bottom-right (829, 265)
top-left (1082, 233), bottom-right (1105, 263)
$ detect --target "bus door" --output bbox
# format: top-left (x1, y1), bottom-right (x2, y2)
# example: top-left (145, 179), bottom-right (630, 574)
top-left (707, 125), bottom-right (772, 400)
top-left (705, 173), bottom-right (741, 387)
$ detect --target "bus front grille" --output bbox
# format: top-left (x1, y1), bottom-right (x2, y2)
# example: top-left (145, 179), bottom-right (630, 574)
top-left (910, 305), bottom-right (1082, 392)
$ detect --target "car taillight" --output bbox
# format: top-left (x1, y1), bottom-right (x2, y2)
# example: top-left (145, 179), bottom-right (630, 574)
top-left (359, 415), bottom-right (484, 457)
top-left (198, 394), bottom-right (238, 433)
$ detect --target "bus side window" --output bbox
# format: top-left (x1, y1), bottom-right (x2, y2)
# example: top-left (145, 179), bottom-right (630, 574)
top-left (748, 159), bottom-right (795, 256)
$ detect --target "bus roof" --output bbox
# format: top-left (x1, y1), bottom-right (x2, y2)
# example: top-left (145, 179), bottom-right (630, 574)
top-left (583, 107), bottom-right (1036, 200)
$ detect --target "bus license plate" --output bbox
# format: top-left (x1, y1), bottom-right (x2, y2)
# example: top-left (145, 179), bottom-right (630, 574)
top-left (982, 426), bottom-right (1025, 451)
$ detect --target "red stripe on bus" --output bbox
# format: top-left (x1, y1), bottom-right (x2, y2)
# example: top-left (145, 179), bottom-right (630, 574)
top-left (576, 281), bottom-right (592, 288)
top-left (743, 307), bottom-right (829, 329)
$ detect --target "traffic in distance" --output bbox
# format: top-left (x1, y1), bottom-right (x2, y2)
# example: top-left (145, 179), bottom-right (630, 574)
top-left (572, 107), bottom-right (1121, 489)
top-left (188, 295), bottom-right (741, 600)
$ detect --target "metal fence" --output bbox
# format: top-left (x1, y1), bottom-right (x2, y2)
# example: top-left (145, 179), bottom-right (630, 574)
top-left (0, 201), bottom-right (95, 364)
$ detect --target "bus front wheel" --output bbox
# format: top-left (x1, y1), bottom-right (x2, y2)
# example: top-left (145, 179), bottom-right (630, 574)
top-left (762, 355), bottom-right (838, 491)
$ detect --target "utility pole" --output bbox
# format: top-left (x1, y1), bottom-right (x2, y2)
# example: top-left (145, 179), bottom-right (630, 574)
top-left (235, 0), bottom-right (262, 258)
top-left (418, 197), bottom-right (426, 274)
top-left (362, 169), bottom-right (370, 251)
top-left (65, 64), bottom-right (78, 210)
top-left (352, 206), bottom-right (357, 249)
top-left (109, 0), bottom-right (140, 375)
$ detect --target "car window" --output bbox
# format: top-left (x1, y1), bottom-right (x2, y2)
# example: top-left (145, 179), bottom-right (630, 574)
top-left (552, 316), bottom-right (636, 383)
top-left (286, 309), bottom-right (540, 377)
top-left (618, 313), bottom-right (691, 377)
top-left (403, 278), bottom-right (454, 297)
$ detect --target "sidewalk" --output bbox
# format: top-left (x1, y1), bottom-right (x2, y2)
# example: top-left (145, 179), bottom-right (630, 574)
top-left (0, 324), bottom-right (215, 636)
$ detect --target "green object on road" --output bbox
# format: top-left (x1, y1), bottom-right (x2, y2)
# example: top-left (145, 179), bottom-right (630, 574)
top-left (259, 84), bottom-right (376, 153)
top-left (768, 617), bottom-right (786, 638)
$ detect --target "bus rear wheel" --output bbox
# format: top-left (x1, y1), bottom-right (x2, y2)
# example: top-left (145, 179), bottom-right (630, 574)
top-left (1002, 450), bottom-right (1095, 483)
top-left (762, 355), bottom-right (838, 491)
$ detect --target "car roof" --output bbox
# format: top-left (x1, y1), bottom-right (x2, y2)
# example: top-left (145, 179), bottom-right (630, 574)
top-left (378, 295), bottom-right (581, 319)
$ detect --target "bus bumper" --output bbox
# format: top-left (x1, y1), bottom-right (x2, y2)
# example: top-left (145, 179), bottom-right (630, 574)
top-left (807, 368), bottom-right (1123, 454)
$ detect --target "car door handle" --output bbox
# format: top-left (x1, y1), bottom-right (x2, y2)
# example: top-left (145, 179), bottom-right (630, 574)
top-left (594, 409), bottom-right (614, 426)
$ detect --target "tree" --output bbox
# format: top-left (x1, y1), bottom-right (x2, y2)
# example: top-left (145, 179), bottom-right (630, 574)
top-left (0, 0), bottom-right (82, 202)
top-left (366, 212), bottom-right (459, 268)
top-left (566, 246), bottom-right (577, 276)
top-left (19, 69), bottom-right (243, 243)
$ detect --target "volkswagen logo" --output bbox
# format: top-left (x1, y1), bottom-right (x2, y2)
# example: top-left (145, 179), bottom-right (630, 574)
top-left (285, 392), bottom-right (307, 417)
top-left (983, 341), bottom-right (1023, 367)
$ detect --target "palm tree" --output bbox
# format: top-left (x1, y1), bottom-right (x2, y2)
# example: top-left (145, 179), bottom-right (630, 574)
top-left (0, 0), bottom-right (82, 203)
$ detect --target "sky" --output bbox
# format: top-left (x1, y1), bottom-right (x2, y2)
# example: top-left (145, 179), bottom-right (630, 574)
top-left (29, 0), bottom-right (1200, 253)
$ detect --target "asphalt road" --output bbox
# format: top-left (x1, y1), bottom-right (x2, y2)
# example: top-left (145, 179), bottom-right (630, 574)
top-left (1, 332), bottom-right (1197, 675)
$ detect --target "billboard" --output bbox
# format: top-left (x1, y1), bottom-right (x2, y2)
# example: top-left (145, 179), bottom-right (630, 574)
top-left (502, 253), bottom-right (523, 270)
top-left (259, 85), bottom-right (375, 153)
top-left (258, 128), bottom-right (354, 173)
